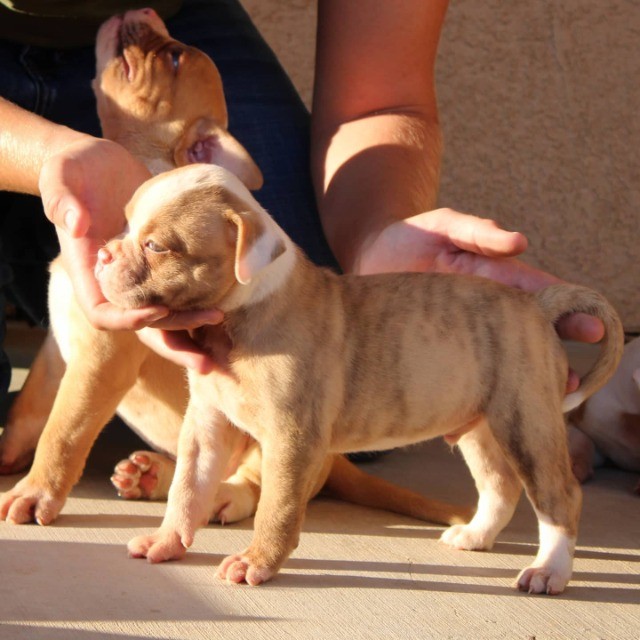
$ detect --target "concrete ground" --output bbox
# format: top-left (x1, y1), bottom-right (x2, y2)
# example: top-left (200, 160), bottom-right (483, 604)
top-left (0, 327), bottom-right (638, 639)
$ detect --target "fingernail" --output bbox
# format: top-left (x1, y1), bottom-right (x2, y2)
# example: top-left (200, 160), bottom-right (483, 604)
top-left (148, 311), bottom-right (168, 323)
top-left (208, 309), bottom-right (224, 324)
top-left (63, 209), bottom-right (76, 233)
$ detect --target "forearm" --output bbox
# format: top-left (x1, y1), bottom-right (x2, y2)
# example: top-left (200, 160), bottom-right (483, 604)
top-left (312, 110), bottom-right (442, 273)
top-left (311, 0), bottom-right (448, 273)
top-left (0, 97), bottom-right (88, 195)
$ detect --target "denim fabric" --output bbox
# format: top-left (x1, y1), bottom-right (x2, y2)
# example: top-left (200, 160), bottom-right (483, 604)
top-left (0, 0), bottom-right (338, 401)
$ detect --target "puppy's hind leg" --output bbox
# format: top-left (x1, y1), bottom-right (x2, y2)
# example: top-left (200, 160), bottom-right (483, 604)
top-left (488, 398), bottom-right (581, 595)
top-left (440, 418), bottom-right (522, 551)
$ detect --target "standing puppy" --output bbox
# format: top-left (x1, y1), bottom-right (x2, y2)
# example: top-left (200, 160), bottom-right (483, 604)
top-left (0, 10), bottom-right (468, 529)
top-left (96, 164), bottom-right (624, 595)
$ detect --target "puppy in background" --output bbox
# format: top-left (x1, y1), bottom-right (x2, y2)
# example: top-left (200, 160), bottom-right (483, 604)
top-left (0, 9), bottom-right (470, 530)
top-left (568, 337), bottom-right (640, 491)
top-left (97, 164), bottom-right (623, 595)
top-left (0, 7), bottom-right (260, 480)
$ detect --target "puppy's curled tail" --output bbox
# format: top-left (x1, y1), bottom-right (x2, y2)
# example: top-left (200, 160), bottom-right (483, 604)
top-left (323, 455), bottom-right (473, 526)
top-left (535, 283), bottom-right (625, 413)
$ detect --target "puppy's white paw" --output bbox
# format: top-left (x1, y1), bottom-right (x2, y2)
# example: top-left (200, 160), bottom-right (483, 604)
top-left (128, 527), bottom-right (188, 563)
top-left (0, 477), bottom-right (65, 525)
top-left (111, 451), bottom-right (175, 500)
top-left (439, 524), bottom-right (495, 551)
top-left (211, 480), bottom-right (258, 525)
top-left (515, 565), bottom-right (569, 595)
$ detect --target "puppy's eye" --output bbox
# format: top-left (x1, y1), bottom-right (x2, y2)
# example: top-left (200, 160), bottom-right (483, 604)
top-left (144, 240), bottom-right (168, 254)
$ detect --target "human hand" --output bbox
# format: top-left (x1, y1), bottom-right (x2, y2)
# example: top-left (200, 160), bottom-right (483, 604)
top-left (39, 136), bottom-right (164, 329)
top-left (39, 136), bottom-right (223, 370)
top-left (356, 208), bottom-right (604, 391)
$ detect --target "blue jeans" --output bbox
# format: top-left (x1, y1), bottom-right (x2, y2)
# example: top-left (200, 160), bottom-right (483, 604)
top-left (0, 0), bottom-right (337, 401)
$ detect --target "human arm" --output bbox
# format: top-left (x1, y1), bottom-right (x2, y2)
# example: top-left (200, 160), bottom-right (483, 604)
top-left (311, 1), bottom-right (602, 348)
top-left (0, 98), bottom-right (220, 371)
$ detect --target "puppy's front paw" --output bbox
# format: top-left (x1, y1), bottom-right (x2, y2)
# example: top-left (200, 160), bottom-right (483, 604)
top-left (211, 480), bottom-right (258, 525)
top-left (111, 451), bottom-right (175, 500)
top-left (127, 527), bottom-right (188, 563)
top-left (439, 524), bottom-right (495, 551)
top-left (515, 565), bottom-right (569, 595)
top-left (216, 551), bottom-right (277, 586)
top-left (0, 477), bottom-right (65, 525)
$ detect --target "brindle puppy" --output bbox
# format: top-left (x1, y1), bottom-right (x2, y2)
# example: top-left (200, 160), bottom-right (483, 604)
top-left (96, 164), bottom-right (624, 595)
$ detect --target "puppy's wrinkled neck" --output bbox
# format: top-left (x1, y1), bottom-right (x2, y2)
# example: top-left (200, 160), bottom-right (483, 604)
top-left (222, 253), bottom-right (330, 349)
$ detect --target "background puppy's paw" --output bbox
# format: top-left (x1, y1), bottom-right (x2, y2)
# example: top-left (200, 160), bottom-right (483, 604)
top-left (127, 527), bottom-right (187, 563)
top-left (111, 451), bottom-right (175, 500)
top-left (439, 524), bottom-right (495, 551)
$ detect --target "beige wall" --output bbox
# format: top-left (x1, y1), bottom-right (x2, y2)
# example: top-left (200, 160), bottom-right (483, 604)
top-left (242, 0), bottom-right (639, 330)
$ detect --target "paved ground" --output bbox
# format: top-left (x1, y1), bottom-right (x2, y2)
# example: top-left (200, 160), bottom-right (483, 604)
top-left (1, 328), bottom-right (638, 639)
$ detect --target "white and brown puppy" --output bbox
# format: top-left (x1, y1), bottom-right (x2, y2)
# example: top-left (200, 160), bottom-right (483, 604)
top-left (568, 337), bottom-right (640, 489)
top-left (0, 10), bottom-right (468, 530)
top-left (96, 164), bottom-right (624, 595)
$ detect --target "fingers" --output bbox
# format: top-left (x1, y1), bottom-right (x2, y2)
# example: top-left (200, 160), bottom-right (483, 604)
top-left (441, 253), bottom-right (606, 346)
top-left (428, 209), bottom-right (529, 258)
top-left (556, 313), bottom-right (605, 344)
top-left (84, 301), bottom-right (169, 332)
top-left (136, 328), bottom-right (219, 374)
top-left (440, 251), bottom-right (558, 291)
top-left (149, 308), bottom-right (224, 331)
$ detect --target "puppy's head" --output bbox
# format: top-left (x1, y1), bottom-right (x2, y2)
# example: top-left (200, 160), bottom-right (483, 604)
top-left (93, 9), bottom-right (262, 189)
top-left (95, 164), bottom-right (293, 312)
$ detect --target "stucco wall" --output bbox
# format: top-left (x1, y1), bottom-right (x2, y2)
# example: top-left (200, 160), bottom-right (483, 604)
top-left (242, 0), bottom-right (639, 330)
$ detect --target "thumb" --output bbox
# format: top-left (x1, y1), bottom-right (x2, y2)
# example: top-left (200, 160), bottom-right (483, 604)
top-left (43, 190), bottom-right (90, 238)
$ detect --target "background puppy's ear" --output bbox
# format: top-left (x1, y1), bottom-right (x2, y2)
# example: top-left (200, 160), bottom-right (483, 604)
top-left (225, 209), bottom-right (285, 285)
top-left (174, 119), bottom-right (263, 191)
top-left (633, 368), bottom-right (640, 391)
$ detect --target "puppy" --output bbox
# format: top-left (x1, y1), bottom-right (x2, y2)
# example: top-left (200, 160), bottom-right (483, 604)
top-left (98, 164), bottom-right (624, 595)
top-left (0, 10), bottom-right (469, 529)
top-left (568, 337), bottom-right (640, 490)
top-left (0, 7), bottom-right (259, 478)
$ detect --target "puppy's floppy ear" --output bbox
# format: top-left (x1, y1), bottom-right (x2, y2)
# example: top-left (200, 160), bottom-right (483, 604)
top-left (633, 369), bottom-right (640, 391)
top-left (224, 209), bottom-right (286, 285)
top-left (174, 118), bottom-right (263, 190)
